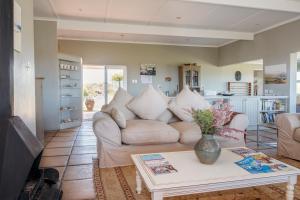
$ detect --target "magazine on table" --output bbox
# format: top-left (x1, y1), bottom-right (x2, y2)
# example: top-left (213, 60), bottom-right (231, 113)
top-left (233, 150), bottom-right (290, 174)
top-left (231, 147), bottom-right (257, 157)
top-left (140, 154), bottom-right (177, 175)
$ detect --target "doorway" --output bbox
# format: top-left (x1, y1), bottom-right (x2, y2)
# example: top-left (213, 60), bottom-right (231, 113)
top-left (82, 65), bottom-right (127, 120)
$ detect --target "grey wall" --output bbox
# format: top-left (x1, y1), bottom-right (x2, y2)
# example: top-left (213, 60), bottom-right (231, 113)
top-left (58, 40), bottom-right (219, 96)
top-left (34, 20), bottom-right (59, 131)
top-left (219, 19), bottom-right (300, 97)
top-left (14, 0), bottom-right (36, 134)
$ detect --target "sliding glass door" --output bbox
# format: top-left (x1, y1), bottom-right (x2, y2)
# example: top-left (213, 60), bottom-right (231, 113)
top-left (106, 66), bottom-right (127, 103)
top-left (83, 65), bottom-right (127, 113)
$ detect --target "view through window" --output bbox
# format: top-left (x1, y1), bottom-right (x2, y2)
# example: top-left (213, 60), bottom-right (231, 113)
top-left (82, 65), bottom-right (127, 119)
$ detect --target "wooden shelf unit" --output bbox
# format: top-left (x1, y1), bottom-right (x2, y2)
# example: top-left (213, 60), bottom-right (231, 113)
top-left (227, 82), bottom-right (251, 96)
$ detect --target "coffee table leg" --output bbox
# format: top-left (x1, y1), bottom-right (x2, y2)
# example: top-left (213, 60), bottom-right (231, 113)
top-left (151, 192), bottom-right (163, 200)
top-left (286, 176), bottom-right (297, 200)
top-left (136, 170), bottom-right (142, 194)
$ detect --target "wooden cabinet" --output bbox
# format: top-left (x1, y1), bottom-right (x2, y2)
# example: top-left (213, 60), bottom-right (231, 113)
top-left (178, 63), bottom-right (201, 92)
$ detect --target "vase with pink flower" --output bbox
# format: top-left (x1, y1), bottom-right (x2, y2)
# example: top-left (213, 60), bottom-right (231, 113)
top-left (193, 102), bottom-right (242, 164)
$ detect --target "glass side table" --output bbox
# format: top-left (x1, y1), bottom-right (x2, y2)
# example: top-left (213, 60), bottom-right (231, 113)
top-left (256, 123), bottom-right (278, 147)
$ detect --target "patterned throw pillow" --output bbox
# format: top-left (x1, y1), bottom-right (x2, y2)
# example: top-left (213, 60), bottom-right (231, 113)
top-left (212, 101), bottom-right (234, 127)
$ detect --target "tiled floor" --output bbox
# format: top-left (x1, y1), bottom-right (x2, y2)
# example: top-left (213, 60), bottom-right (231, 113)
top-left (42, 120), bottom-right (97, 200)
top-left (42, 122), bottom-right (278, 200)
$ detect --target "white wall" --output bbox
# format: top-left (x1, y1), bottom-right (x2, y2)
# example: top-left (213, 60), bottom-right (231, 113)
top-left (58, 40), bottom-right (219, 96)
top-left (219, 19), bottom-right (300, 111)
top-left (201, 63), bottom-right (263, 94)
top-left (14, 0), bottom-right (36, 134)
top-left (219, 63), bottom-right (263, 94)
top-left (34, 20), bottom-right (60, 131)
top-left (58, 40), bottom-right (263, 96)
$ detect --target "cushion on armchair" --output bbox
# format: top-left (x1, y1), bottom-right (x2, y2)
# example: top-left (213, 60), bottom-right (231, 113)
top-left (121, 120), bottom-right (180, 145)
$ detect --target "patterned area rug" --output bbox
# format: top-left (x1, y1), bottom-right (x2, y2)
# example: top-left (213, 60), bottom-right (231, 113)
top-left (93, 157), bottom-right (300, 200)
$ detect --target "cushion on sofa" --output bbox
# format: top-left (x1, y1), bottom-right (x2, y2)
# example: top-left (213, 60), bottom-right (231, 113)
top-left (127, 85), bottom-right (167, 120)
top-left (168, 86), bottom-right (211, 122)
top-left (156, 91), bottom-right (177, 123)
top-left (121, 120), bottom-right (180, 145)
top-left (101, 88), bottom-right (136, 120)
top-left (294, 128), bottom-right (300, 142)
top-left (170, 121), bottom-right (202, 144)
top-left (111, 108), bottom-right (126, 128)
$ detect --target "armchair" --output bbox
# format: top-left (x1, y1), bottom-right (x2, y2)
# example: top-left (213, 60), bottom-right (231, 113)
top-left (276, 113), bottom-right (300, 161)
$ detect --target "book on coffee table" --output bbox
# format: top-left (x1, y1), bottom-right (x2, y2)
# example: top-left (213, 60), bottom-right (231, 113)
top-left (140, 154), bottom-right (177, 175)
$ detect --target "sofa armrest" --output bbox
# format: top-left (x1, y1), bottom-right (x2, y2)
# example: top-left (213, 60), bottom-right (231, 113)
top-left (93, 111), bottom-right (122, 146)
top-left (276, 113), bottom-right (300, 139)
top-left (228, 113), bottom-right (249, 131)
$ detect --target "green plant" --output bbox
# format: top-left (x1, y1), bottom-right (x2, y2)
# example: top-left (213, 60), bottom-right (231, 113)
top-left (193, 109), bottom-right (216, 135)
top-left (112, 73), bottom-right (123, 87)
top-left (83, 88), bottom-right (88, 97)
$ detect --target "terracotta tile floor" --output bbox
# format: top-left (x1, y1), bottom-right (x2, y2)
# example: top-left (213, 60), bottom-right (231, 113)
top-left (42, 120), bottom-right (97, 200)
top-left (42, 121), bottom-right (278, 200)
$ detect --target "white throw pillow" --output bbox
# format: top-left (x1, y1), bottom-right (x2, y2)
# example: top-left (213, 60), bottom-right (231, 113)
top-left (169, 86), bottom-right (211, 122)
top-left (111, 108), bottom-right (126, 128)
top-left (156, 91), bottom-right (174, 123)
top-left (157, 109), bottom-right (173, 123)
top-left (101, 88), bottom-right (136, 120)
top-left (127, 85), bottom-right (168, 120)
top-left (169, 101), bottom-right (194, 122)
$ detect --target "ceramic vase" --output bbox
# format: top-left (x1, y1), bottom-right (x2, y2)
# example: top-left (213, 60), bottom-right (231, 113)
top-left (194, 134), bottom-right (221, 164)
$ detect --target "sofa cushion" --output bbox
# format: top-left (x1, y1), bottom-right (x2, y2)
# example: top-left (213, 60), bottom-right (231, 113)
top-left (101, 88), bottom-right (136, 120)
top-left (121, 120), bottom-right (180, 145)
top-left (127, 85), bottom-right (167, 120)
top-left (294, 128), bottom-right (300, 142)
top-left (169, 86), bottom-right (210, 122)
top-left (111, 108), bottom-right (126, 128)
top-left (170, 121), bottom-right (202, 144)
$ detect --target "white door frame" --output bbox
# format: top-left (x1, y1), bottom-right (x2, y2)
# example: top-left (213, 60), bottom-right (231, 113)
top-left (104, 65), bottom-right (127, 104)
top-left (290, 53), bottom-right (297, 113)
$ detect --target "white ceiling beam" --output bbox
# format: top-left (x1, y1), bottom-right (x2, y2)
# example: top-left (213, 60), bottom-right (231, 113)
top-left (58, 19), bottom-right (253, 40)
top-left (183, 0), bottom-right (300, 13)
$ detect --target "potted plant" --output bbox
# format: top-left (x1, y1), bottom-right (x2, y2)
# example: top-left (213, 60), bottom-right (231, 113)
top-left (112, 74), bottom-right (123, 88)
top-left (193, 102), bottom-right (242, 164)
top-left (83, 88), bottom-right (95, 111)
top-left (85, 97), bottom-right (95, 112)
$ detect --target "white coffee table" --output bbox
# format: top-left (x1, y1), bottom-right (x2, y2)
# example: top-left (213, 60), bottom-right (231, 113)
top-left (131, 148), bottom-right (300, 200)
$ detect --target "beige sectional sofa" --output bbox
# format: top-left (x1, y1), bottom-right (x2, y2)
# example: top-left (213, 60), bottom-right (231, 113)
top-left (93, 103), bottom-right (248, 168)
top-left (276, 113), bottom-right (300, 161)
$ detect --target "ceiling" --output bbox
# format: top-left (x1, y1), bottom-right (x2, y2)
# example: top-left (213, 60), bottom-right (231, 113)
top-left (34, 0), bottom-right (300, 47)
